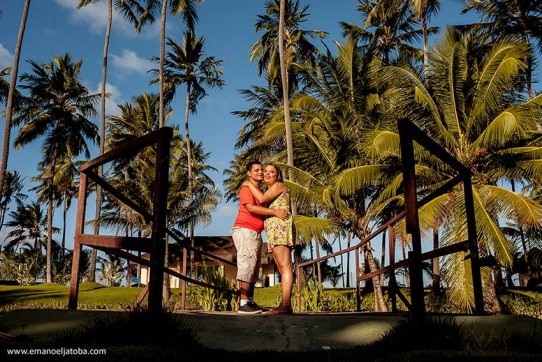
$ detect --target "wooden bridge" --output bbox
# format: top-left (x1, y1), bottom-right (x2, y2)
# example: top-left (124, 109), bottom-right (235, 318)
top-left (68, 119), bottom-right (484, 319)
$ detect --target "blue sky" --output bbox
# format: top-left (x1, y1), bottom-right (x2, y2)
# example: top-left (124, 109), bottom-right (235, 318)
top-left (0, 1), bottom-right (482, 260)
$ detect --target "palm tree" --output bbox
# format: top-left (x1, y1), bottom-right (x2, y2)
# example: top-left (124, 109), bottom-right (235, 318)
top-left (376, 27), bottom-right (542, 313)
top-left (3, 201), bottom-right (56, 280)
top-left (460, 0), bottom-right (542, 98)
top-left (408, 0), bottom-right (440, 80)
top-left (98, 253), bottom-right (126, 286)
top-left (136, 0), bottom-right (202, 128)
top-left (151, 30), bottom-right (224, 200)
top-left (248, 33), bottom-right (394, 310)
top-left (105, 92), bottom-right (220, 296)
top-left (0, 0), bottom-right (31, 202)
top-left (1, 67), bottom-right (12, 103)
top-left (278, 0), bottom-right (294, 187)
top-left (30, 156), bottom-right (80, 262)
top-left (76, 0), bottom-right (152, 282)
top-left (0, 170), bottom-right (26, 233)
top-left (341, 0), bottom-right (427, 66)
top-left (249, 1), bottom-right (327, 282)
top-left (250, 0), bottom-right (326, 90)
top-left (150, 29), bottom-right (224, 277)
top-left (13, 54), bottom-right (99, 283)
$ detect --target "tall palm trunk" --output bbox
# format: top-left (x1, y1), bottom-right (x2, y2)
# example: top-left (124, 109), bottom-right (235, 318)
top-left (163, 235), bottom-right (171, 306)
top-left (479, 245), bottom-right (502, 314)
top-left (61, 195), bottom-right (69, 275)
top-left (338, 235), bottom-right (344, 287)
top-left (278, 0), bottom-right (293, 168)
top-left (45, 156), bottom-right (57, 283)
top-left (346, 231), bottom-right (351, 287)
top-left (33, 236), bottom-right (40, 280)
top-left (314, 239), bottom-right (322, 284)
top-left (402, 240), bottom-right (410, 286)
top-left (89, 0), bottom-right (113, 283)
top-left (422, 15), bottom-right (429, 82)
top-left (517, 10), bottom-right (534, 98)
top-left (158, 0), bottom-right (168, 128)
top-left (184, 84), bottom-right (195, 279)
top-left (278, 0), bottom-right (301, 287)
top-left (364, 243), bottom-right (388, 312)
top-left (0, 0), bottom-right (31, 198)
top-left (432, 228), bottom-right (441, 294)
top-left (380, 229), bottom-right (386, 287)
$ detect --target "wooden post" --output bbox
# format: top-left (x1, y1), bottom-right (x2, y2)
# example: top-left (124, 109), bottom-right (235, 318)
top-left (463, 176), bottom-right (484, 314)
top-left (68, 173), bottom-right (88, 309)
top-left (398, 118), bottom-right (425, 321)
top-left (147, 127), bottom-right (172, 313)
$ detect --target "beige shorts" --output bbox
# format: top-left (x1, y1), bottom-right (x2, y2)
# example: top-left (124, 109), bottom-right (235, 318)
top-left (231, 227), bottom-right (262, 283)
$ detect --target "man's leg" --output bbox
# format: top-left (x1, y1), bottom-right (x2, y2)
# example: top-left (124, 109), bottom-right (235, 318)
top-left (232, 227), bottom-right (262, 313)
top-left (238, 280), bottom-right (252, 303)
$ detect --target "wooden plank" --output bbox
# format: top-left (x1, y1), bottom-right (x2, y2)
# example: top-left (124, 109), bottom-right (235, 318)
top-left (79, 234), bottom-right (153, 252)
top-left (80, 128), bottom-right (171, 172)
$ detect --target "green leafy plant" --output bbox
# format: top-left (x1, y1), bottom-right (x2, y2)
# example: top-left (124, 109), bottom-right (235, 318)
top-left (195, 264), bottom-right (237, 311)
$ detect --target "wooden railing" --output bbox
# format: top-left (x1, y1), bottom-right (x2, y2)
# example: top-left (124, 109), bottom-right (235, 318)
top-left (296, 118), bottom-right (484, 319)
top-left (68, 127), bottom-right (238, 312)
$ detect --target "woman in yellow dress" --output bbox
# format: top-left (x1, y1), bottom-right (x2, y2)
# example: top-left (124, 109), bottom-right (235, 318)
top-left (244, 163), bottom-right (294, 314)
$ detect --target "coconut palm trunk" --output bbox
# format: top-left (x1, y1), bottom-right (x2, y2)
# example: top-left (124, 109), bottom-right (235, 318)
top-left (364, 243), bottom-right (388, 312)
top-left (278, 0), bottom-right (294, 168)
top-left (158, 0), bottom-right (168, 128)
top-left (87, 0), bottom-right (112, 282)
top-left (45, 155), bottom-right (58, 283)
top-left (432, 228), bottom-right (441, 294)
top-left (314, 239), bottom-right (322, 284)
top-left (278, 0), bottom-right (302, 286)
top-left (184, 84), bottom-right (196, 278)
top-left (0, 0), bottom-right (31, 198)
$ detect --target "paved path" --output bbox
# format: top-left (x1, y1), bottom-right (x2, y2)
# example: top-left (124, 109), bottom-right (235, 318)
top-left (1, 309), bottom-right (540, 352)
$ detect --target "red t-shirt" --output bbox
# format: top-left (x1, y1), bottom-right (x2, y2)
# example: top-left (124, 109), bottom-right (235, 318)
top-left (233, 185), bottom-right (265, 232)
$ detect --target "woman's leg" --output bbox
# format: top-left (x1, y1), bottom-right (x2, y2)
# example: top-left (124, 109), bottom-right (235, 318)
top-left (272, 245), bottom-right (293, 306)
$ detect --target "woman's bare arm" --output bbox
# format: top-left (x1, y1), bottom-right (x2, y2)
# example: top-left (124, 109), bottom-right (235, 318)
top-left (243, 182), bottom-right (265, 203)
top-left (244, 181), bottom-right (286, 203)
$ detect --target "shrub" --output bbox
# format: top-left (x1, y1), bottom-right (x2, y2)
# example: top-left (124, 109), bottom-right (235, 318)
top-left (500, 290), bottom-right (542, 319)
top-left (194, 265), bottom-right (237, 311)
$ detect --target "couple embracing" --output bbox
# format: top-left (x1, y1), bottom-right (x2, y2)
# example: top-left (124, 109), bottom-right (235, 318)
top-left (231, 161), bottom-right (294, 315)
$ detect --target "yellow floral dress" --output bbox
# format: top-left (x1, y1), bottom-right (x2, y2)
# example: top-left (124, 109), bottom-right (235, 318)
top-left (265, 191), bottom-right (294, 252)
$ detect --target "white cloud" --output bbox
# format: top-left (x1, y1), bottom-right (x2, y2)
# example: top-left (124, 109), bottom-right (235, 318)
top-left (0, 43), bottom-right (14, 69)
top-left (111, 49), bottom-right (153, 75)
top-left (89, 82), bottom-right (123, 117)
top-left (54, 0), bottom-right (159, 38)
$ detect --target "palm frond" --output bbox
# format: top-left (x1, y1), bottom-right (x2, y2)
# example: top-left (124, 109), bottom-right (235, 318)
top-left (293, 215), bottom-right (341, 245)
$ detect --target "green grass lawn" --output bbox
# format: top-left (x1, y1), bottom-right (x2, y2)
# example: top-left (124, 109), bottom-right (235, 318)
top-left (2, 283), bottom-right (541, 317)
top-left (0, 282), bottom-right (287, 311)
top-left (0, 283), bottom-right (145, 310)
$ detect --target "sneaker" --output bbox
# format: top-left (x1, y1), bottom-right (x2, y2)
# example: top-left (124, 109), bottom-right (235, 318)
top-left (238, 303), bottom-right (262, 314)
top-left (248, 301), bottom-right (267, 312)
top-left (266, 304), bottom-right (293, 315)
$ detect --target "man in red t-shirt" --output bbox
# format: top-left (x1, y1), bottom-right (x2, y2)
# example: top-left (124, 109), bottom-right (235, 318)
top-left (231, 160), bottom-right (289, 314)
